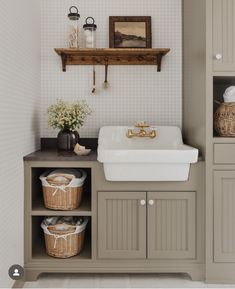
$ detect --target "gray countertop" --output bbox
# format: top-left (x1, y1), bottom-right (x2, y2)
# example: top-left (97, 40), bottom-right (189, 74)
top-left (24, 149), bottom-right (204, 162)
top-left (23, 149), bottom-right (98, 162)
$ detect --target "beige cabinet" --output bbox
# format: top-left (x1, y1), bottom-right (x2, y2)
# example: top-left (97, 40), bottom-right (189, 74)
top-left (98, 191), bottom-right (196, 260)
top-left (147, 192), bottom-right (196, 259)
top-left (24, 159), bottom-right (204, 281)
top-left (214, 171), bottom-right (235, 262)
top-left (98, 191), bottom-right (147, 259)
top-left (213, 0), bottom-right (235, 71)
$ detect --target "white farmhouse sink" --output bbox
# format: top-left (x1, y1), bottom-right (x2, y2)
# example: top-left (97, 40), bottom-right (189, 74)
top-left (97, 126), bottom-right (199, 181)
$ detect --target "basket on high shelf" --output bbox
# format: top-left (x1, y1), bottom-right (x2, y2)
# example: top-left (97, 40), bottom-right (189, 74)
top-left (41, 217), bottom-right (89, 258)
top-left (40, 169), bottom-right (87, 210)
top-left (214, 102), bottom-right (235, 137)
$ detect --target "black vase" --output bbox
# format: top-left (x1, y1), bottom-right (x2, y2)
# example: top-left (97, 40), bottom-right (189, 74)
top-left (57, 129), bottom-right (79, 151)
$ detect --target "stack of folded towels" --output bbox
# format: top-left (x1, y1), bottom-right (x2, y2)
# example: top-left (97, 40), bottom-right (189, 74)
top-left (223, 86), bottom-right (235, 103)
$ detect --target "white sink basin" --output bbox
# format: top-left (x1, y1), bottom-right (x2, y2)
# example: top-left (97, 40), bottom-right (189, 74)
top-left (97, 126), bottom-right (199, 181)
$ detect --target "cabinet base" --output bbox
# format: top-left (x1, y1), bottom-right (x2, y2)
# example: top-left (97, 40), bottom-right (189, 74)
top-left (24, 264), bottom-right (205, 282)
top-left (206, 263), bottom-right (235, 284)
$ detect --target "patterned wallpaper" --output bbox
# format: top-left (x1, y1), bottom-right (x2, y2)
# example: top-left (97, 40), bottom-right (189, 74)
top-left (0, 0), bottom-right (40, 287)
top-left (0, 1), bottom-right (182, 286)
top-left (41, 0), bottom-right (182, 137)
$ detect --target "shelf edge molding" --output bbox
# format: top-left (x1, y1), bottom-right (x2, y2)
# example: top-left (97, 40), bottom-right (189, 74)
top-left (54, 48), bottom-right (170, 72)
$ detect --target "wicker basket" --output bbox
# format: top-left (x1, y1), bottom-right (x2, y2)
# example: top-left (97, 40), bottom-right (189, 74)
top-left (214, 102), bottom-right (235, 137)
top-left (40, 169), bottom-right (87, 211)
top-left (41, 218), bottom-right (89, 258)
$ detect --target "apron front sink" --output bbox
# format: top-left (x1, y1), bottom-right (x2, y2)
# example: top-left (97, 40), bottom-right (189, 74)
top-left (98, 126), bottom-right (199, 181)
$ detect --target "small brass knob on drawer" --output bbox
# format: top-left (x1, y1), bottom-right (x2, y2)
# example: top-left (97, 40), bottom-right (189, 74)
top-left (140, 199), bottom-right (146, 206)
top-left (148, 200), bottom-right (154, 206)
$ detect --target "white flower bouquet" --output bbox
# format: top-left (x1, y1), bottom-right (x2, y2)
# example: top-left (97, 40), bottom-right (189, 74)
top-left (47, 99), bottom-right (92, 132)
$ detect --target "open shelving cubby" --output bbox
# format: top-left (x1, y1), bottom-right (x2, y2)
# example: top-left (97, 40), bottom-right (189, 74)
top-left (31, 167), bottom-right (92, 215)
top-left (213, 76), bottom-right (235, 138)
top-left (31, 216), bottom-right (92, 261)
top-left (29, 167), bottom-right (92, 261)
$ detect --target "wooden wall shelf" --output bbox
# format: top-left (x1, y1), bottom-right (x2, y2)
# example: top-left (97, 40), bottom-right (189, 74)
top-left (55, 48), bottom-right (170, 72)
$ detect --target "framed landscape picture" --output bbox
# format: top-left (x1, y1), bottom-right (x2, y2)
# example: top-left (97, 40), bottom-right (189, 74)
top-left (109, 16), bottom-right (152, 48)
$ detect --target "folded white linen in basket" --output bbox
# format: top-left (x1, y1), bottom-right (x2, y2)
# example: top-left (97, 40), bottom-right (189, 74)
top-left (224, 86), bottom-right (235, 103)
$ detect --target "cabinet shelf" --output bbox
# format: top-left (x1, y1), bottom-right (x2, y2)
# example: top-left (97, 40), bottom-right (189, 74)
top-left (31, 198), bottom-right (92, 216)
top-left (55, 48), bottom-right (170, 72)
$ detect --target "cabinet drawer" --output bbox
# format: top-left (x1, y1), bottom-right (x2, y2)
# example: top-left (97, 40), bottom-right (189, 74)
top-left (214, 144), bottom-right (235, 164)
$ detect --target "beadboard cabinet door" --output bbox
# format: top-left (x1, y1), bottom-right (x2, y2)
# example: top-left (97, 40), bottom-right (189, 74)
top-left (214, 171), bottom-right (235, 262)
top-left (98, 191), bottom-right (146, 259)
top-left (213, 0), bottom-right (235, 71)
top-left (147, 192), bottom-right (196, 259)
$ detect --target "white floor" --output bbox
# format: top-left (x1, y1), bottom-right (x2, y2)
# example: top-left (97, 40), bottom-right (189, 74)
top-left (22, 273), bottom-right (235, 288)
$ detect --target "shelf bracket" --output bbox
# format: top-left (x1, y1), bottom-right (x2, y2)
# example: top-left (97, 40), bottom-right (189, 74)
top-left (156, 54), bottom-right (163, 72)
top-left (61, 53), bottom-right (68, 72)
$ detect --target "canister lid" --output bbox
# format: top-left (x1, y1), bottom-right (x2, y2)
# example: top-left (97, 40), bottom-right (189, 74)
top-left (68, 6), bottom-right (80, 21)
top-left (83, 17), bottom-right (97, 30)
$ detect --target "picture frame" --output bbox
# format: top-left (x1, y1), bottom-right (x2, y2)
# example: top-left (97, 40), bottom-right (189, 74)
top-left (109, 16), bottom-right (152, 48)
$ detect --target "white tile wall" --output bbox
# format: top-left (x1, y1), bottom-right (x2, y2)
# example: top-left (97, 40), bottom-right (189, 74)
top-left (0, 0), bottom-right (40, 287)
top-left (41, 0), bottom-right (182, 137)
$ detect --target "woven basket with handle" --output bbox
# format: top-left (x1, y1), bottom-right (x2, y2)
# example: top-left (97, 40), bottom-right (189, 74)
top-left (214, 102), bottom-right (235, 137)
top-left (40, 170), bottom-right (87, 210)
top-left (42, 218), bottom-right (88, 258)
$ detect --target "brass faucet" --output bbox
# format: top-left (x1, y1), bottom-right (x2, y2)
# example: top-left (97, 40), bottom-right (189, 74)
top-left (126, 122), bottom-right (157, 139)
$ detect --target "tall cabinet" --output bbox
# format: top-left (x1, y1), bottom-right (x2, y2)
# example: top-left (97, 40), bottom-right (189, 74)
top-left (184, 0), bottom-right (235, 283)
